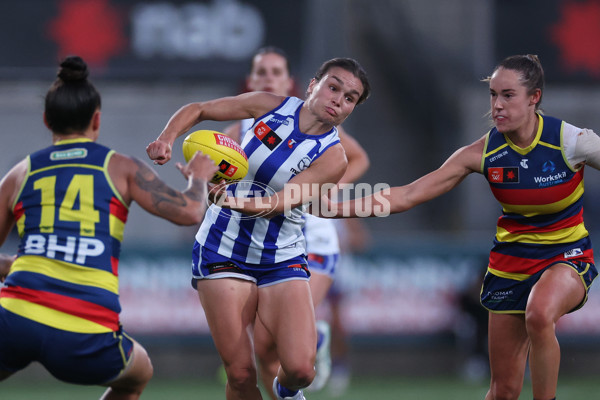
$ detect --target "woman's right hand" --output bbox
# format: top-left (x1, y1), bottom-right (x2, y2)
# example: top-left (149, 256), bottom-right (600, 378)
top-left (146, 139), bottom-right (173, 165)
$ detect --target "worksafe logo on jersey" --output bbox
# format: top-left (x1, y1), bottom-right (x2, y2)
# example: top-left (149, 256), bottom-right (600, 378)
top-left (488, 167), bottom-right (519, 183)
top-left (50, 148), bottom-right (88, 161)
top-left (533, 171), bottom-right (566, 187)
top-left (254, 121), bottom-right (282, 150)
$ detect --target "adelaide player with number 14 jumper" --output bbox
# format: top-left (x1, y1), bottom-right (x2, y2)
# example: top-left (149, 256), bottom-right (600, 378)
top-left (0, 56), bottom-right (218, 399)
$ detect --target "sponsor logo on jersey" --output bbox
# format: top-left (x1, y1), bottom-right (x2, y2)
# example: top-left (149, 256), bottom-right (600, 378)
top-left (564, 248), bottom-right (583, 258)
top-left (218, 159), bottom-right (238, 177)
top-left (520, 159), bottom-right (529, 169)
top-left (254, 121), bottom-right (282, 150)
top-left (542, 160), bottom-right (556, 173)
top-left (488, 167), bottom-right (519, 183)
top-left (269, 116), bottom-right (290, 126)
top-left (297, 156), bottom-right (311, 171)
top-left (288, 139), bottom-right (296, 148)
top-left (290, 156), bottom-right (312, 175)
top-left (24, 234), bottom-right (104, 264)
top-left (50, 148), bottom-right (88, 161)
top-left (533, 171), bottom-right (566, 187)
top-left (489, 150), bottom-right (508, 163)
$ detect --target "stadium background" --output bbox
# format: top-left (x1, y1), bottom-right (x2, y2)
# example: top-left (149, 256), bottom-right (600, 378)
top-left (2, 0), bottom-right (600, 396)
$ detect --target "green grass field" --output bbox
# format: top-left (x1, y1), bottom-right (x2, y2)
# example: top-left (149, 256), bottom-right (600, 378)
top-left (2, 376), bottom-right (599, 399)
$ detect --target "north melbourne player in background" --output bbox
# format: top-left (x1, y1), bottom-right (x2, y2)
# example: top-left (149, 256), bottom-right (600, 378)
top-left (323, 54), bottom-right (600, 400)
top-left (222, 46), bottom-right (370, 399)
top-left (0, 56), bottom-right (218, 400)
top-left (147, 57), bottom-right (370, 400)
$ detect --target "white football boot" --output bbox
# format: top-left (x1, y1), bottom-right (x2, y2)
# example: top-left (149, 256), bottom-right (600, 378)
top-left (272, 377), bottom-right (306, 400)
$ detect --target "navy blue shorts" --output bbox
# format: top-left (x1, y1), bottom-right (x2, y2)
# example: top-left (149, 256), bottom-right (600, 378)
top-left (481, 260), bottom-right (598, 313)
top-left (307, 253), bottom-right (339, 279)
top-left (191, 242), bottom-right (310, 288)
top-left (0, 307), bottom-right (134, 385)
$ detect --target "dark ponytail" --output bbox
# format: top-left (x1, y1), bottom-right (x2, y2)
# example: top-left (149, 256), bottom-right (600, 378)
top-left (45, 56), bottom-right (101, 134)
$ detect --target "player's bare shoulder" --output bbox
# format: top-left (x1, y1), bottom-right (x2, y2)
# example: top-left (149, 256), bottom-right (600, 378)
top-left (239, 91), bottom-right (287, 117)
top-left (457, 135), bottom-right (487, 174)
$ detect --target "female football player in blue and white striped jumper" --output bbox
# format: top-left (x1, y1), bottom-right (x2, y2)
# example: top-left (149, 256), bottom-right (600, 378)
top-left (146, 57), bottom-right (370, 400)
top-left (223, 47), bottom-right (370, 400)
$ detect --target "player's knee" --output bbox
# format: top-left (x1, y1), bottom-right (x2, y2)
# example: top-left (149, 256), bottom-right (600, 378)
top-left (282, 362), bottom-right (316, 388)
top-left (490, 379), bottom-right (522, 400)
top-left (225, 365), bottom-right (257, 391)
top-left (133, 344), bottom-right (154, 385)
top-left (139, 356), bottom-right (154, 385)
top-left (525, 306), bottom-right (554, 338)
top-left (118, 346), bottom-right (153, 392)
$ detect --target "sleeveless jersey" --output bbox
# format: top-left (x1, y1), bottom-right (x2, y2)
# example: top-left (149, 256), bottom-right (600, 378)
top-left (196, 96), bottom-right (340, 264)
top-left (0, 139), bottom-right (129, 333)
top-left (482, 114), bottom-right (593, 278)
top-left (240, 119), bottom-right (341, 257)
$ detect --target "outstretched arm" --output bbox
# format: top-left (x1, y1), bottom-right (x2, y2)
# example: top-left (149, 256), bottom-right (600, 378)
top-left (574, 128), bottom-right (600, 170)
top-left (322, 136), bottom-right (486, 218)
top-left (146, 92), bottom-right (284, 165)
top-left (214, 144), bottom-right (348, 218)
top-left (110, 152), bottom-right (219, 226)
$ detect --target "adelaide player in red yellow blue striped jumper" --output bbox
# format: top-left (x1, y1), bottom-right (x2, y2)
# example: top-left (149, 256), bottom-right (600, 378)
top-left (481, 112), bottom-right (595, 314)
top-left (0, 56), bottom-right (217, 399)
top-left (4, 140), bottom-right (129, 336)
top-left (324, 55), bottom-right (600, 400)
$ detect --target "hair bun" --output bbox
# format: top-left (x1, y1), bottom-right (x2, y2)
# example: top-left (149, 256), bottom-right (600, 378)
top-left (57, 56), bottom-right (89, 82)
